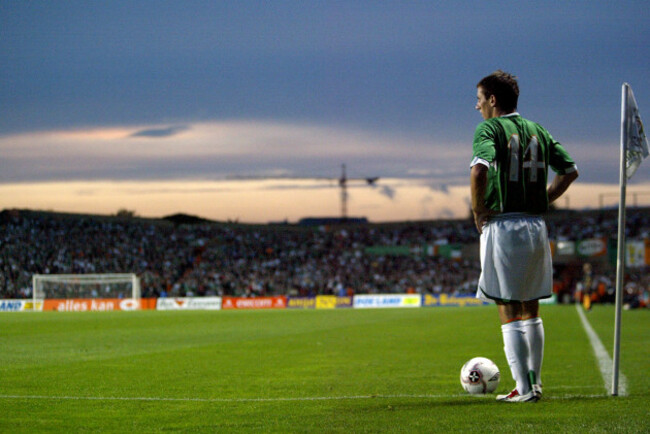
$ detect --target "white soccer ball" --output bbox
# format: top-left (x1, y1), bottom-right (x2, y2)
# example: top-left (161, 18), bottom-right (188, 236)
top-left (460, 357), bottom-right (500, 394)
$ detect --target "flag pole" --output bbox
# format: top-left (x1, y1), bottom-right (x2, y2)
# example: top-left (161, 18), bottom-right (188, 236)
top-left (612, 83), bottom-right (628, 396)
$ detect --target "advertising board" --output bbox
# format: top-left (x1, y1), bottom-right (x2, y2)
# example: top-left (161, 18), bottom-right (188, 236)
top-left (287, 297), bottom-right (316, 309)
top-left (156, 297), bottom-right (222, 310)
top-left (421, 294), bottom-right (490, 307)
top-left (576, 238), bottom-right (607, 258)
top-left (221, 296), bottom-right (287, 310)
top-left (353, 294), bottom-right (421, 309)
top-left (287, 296), bottom-right (354, 309)
top-left (0, 299), bottom-right (43, 312)
top-left (42, 298), bottom-right (143, 312)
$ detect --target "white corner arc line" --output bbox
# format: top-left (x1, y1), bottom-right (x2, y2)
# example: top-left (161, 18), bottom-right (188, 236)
top-left (575, 304), bottom-right (628, 396)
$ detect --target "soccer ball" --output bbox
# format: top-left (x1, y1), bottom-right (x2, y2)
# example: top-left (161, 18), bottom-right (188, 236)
top-left (460, 357), bottom-right (500, 394)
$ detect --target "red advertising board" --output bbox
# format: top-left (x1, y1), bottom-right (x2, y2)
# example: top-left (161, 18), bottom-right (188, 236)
top-left (221, 296), bottom-right (287, 310)
top-left (42, 298), bottom-right (156, 312)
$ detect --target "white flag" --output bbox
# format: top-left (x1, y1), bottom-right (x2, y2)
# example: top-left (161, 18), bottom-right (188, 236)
top-left (625, 84), bottom-right (649, 179)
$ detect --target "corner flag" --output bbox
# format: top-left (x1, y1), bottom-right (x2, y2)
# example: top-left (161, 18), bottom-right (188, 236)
top-left (624, 84), bottom-right (649, 179)
top-left (612, 83), bottom-right (647, 396)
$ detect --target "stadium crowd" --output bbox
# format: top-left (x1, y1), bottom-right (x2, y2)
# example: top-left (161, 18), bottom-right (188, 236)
top-left (1, 209), bottom-right (648, 307)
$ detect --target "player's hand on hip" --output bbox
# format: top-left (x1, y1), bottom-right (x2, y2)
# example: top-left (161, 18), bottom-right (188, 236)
top-left (473, 208), bottom-right (495, 234)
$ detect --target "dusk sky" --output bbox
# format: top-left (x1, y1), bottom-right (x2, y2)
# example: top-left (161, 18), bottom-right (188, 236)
top-left (1, 1), bottom-right (649, 222)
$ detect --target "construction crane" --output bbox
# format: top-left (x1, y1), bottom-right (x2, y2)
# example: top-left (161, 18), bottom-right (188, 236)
top-left (337, 164), bottom-right (379, 219)
top-left (227, 164), bottom-right (379, 220)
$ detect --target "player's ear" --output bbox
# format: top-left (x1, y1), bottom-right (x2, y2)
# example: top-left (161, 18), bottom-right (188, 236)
top-left (488, 94), bottom-right (498, 108)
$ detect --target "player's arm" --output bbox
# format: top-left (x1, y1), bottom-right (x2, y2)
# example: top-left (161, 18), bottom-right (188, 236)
top-left (547, 134), bottom-right (578, 205)
top-left (470, 163), bottom-right (493, 234)
top-left (547, 169), bottom-right (579, 205)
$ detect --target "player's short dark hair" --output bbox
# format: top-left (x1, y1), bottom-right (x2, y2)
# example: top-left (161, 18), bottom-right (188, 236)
top-left (477, 70), bottom-right (519, 113)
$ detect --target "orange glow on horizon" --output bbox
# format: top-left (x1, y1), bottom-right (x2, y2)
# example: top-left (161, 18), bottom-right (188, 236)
top-left (1, 180), bottom-right (648, 223)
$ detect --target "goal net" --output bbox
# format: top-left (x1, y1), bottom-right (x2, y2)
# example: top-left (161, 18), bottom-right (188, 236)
top-left (32, 273), bottom-right (141, 305)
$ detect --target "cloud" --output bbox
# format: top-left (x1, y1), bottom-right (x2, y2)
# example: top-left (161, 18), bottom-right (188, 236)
top-left (0, 120), bottom-right (470, 183)
top-left (378, 185), bottom-right (396, 200)
top-left (438, 208), bottom-right (457, 219)
top-left (258, 182), bottom-right (337, 191)
top-left (427, 182), bottom-right (450, 194)
top-left (1, 119), bottom-right (638, 189)
top-left (130, 125), bottom-right (190, 138)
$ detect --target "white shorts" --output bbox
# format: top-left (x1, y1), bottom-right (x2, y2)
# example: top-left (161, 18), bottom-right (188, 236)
top-left (476, 213), bottom-right (552, 302)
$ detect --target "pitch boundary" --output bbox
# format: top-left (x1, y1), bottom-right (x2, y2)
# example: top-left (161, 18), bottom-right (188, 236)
top-left (0, 391), bottom-right (610, 403)
top-left (575, 304), bottom-right (628, 396)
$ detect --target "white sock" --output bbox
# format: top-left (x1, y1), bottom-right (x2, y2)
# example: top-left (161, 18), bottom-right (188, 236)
top-left (501, 320), bottom-right (531, 395)
top-left (523, 317), bottom-right (544, 386)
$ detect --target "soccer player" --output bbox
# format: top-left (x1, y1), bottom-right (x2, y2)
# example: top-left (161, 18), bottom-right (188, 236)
top-left (470, 70), bottom-right (578, 402)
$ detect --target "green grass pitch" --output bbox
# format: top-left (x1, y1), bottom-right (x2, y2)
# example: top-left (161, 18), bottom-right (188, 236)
top-left (1, 305), bottom-right (648, 432)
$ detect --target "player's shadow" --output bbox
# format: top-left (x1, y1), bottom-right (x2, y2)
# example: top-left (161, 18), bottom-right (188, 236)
top-left (373, 393), bottom-right (611, 410)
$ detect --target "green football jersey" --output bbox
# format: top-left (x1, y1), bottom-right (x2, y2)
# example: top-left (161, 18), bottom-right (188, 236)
top-left (472, 114), bottom-right (576, 214)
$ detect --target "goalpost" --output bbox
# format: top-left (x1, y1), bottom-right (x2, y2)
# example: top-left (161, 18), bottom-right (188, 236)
top-left (32, 273), bottom-right (141, 310)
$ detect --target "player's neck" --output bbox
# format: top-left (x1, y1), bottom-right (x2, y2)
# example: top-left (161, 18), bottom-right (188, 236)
top-left (494, 108), bottom-right (514, 118)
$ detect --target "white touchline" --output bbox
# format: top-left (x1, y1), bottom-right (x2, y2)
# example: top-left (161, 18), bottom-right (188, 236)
top-left (575, 304), bottom-right (628, 396)
top-left (0, 393), bottom-right (606, 403)
top-left (0, 394), bottom-right (457, 403)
